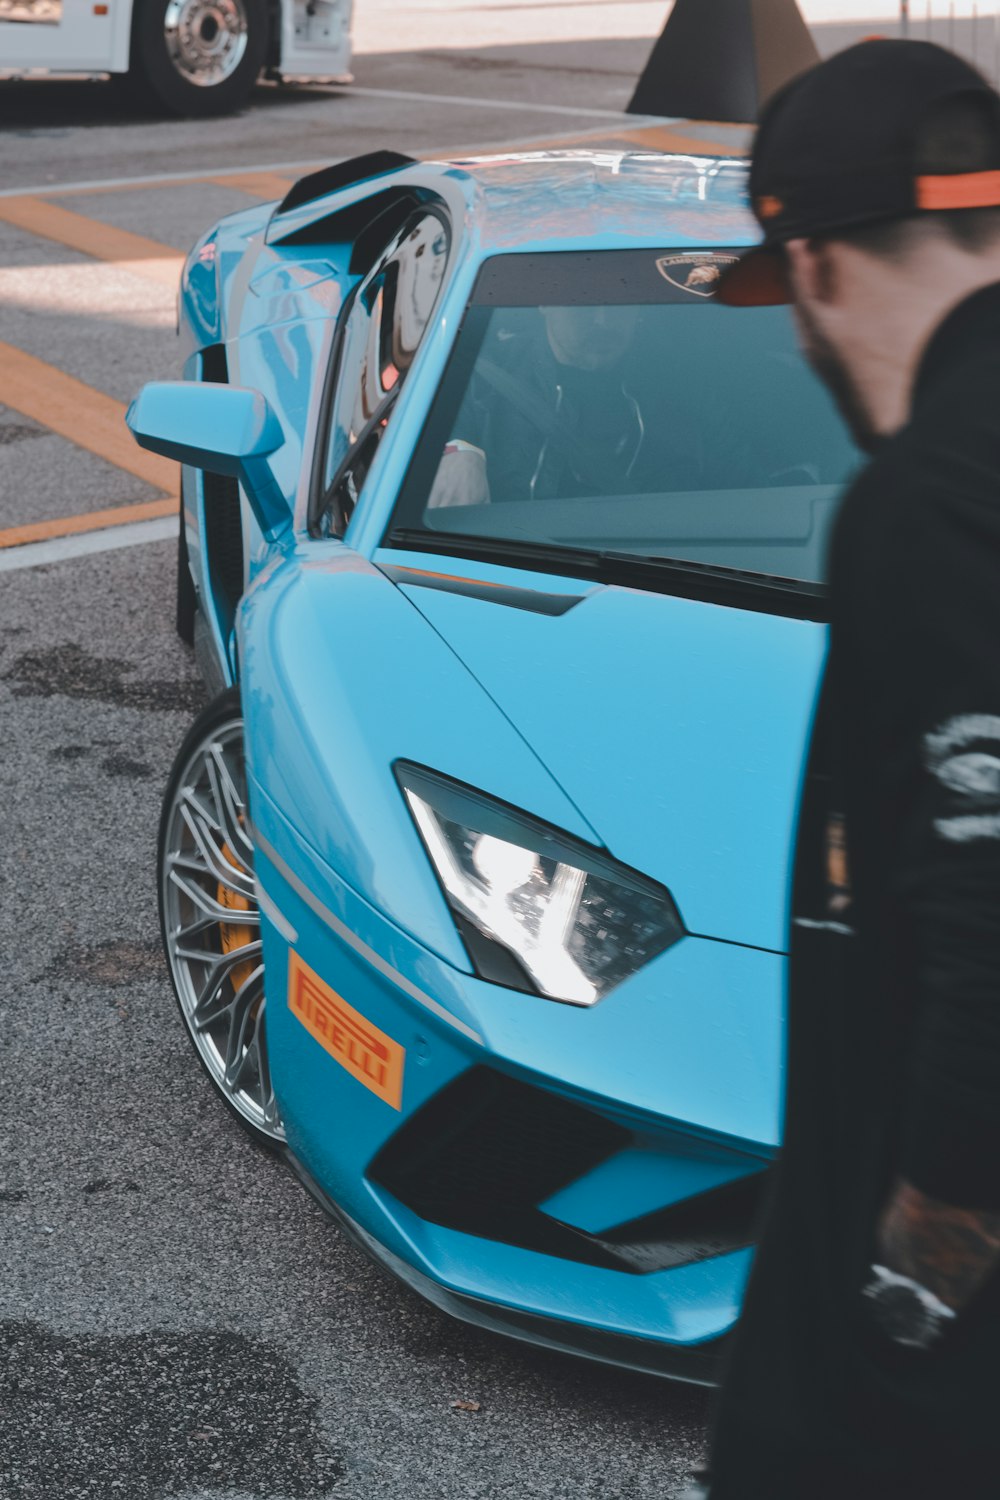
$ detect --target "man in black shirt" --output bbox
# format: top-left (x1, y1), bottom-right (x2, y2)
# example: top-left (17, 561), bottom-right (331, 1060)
top-left (693, 41), bottom-right (1000, 1498)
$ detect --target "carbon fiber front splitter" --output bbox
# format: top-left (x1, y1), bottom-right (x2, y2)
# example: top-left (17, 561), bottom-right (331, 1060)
top-left (286, 1150), bottom-right (729, 1387)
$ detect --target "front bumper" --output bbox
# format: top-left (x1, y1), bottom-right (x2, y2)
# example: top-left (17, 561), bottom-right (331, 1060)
top-left (254, 787), bottom-right (780, 1379)
top-left (289, 1150), bottom-right (730, 1384)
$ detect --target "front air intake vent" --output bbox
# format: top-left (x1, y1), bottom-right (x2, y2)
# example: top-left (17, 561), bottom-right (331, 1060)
top-left (369, 1066), bottom-right (768, 1274)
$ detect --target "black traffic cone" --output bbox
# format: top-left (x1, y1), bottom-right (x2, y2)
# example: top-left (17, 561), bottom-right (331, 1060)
top-left (628, 0), bottom-right (819, 122)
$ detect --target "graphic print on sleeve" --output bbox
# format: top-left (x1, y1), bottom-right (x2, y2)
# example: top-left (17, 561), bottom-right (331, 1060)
top-left (924, 714), bottom-right (1000, 843)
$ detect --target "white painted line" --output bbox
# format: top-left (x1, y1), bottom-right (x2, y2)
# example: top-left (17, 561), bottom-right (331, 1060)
top-left (0, 101), bottom-right (667, 198)
top-left (0, 159), bottom-right (332, 200)
top-left (0, 515), bottom-right (176, 571)
top-left (339, 84), bottom-right (647, 120)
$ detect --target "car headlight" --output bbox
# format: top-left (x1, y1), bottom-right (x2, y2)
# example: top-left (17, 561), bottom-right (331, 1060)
top-left (396, 764), bottom-right (684, 1006)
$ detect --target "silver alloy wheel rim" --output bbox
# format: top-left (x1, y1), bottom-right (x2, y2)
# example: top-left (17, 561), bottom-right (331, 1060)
top-left (161, 714), bottom-right (284, 1141)
top-left (163, 0), bottom-right (249, 88)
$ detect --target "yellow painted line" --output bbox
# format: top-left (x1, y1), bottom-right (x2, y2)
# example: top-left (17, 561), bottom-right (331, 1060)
top-left (615, 123), bottom-right (748, 156)
top-left (501, 122), bottom-right (748, 157)
top-left (0, 341), bottom-right (178, 501)
top-left (209, 171), bottom-right (301, 200)
top-left (0, 498), bottom-right (177, 551)
top-left (0, 197), bottom-right (184, 287)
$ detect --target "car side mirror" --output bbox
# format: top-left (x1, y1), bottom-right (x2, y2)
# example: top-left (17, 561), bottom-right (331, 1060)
top-left (126, 382), bottom-right (289, 540)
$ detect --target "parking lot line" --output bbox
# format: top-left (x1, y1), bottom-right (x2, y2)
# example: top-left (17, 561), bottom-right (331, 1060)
top-left (209, 171), bottom-right (300, 200)
top-left (0, 498), bottom-right (177, 552)
top-left (0, 197), bottom-right (184, 287)
top-left (0, 342), bottom-right (178, 518)
top-left (511, 120), bottom-right (748, 156)
top-left (340, 83), bottom-right (640, 118)
top-left (0, 114), bottom-right (746, 203)
top-left (0, 159), bottom-right (333, 200)
top-left (0, 513), bottom-right (178, 572)
top-left (616, 121), bottom-right (746, 154)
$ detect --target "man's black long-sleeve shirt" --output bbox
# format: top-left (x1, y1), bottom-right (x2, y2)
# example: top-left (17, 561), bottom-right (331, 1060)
top-left (710, 282), bottom-right (1000, 1497)
top-left (834, 283), bottom-right (1000, 1206)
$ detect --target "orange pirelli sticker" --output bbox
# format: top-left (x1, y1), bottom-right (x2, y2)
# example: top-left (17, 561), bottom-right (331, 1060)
top-left (288, 951), bottom-right (404, 1110)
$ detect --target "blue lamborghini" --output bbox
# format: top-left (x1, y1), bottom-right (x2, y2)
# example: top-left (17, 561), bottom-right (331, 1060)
top-left (128, 149), bottom-right (857, 1382)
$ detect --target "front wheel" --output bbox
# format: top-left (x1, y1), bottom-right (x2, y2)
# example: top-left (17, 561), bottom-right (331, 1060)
top-left (127, 0), bottom-right (267, 117)
top-left (158, 687), bottom-right (285, 1148)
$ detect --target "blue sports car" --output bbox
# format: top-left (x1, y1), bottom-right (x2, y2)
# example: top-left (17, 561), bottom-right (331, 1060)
top-left (128, 149), bottom-right (857, 1382)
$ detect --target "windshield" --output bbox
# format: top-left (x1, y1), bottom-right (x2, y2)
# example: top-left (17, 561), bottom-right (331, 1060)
top-left (386, 250), bottom-right (860, 586)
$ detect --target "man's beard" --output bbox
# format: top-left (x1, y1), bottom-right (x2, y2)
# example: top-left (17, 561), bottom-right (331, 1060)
top-left (794, 300), bottom-right (879, 454)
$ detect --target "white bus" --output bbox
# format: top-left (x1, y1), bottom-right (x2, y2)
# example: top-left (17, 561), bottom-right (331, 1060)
top-left (0, 0), bottom-right (352, 115)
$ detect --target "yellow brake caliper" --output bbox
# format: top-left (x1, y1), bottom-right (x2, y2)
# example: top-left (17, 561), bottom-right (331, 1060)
top-left (218, 843), bottom-right (256, 995)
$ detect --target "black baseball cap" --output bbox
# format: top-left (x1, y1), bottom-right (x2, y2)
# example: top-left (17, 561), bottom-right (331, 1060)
top-left (718, 39), bottom-right (1000, 306)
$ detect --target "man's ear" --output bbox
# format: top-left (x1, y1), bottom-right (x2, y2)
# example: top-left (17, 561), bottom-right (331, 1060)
top-left (785, 237), bottom-right (838, 306)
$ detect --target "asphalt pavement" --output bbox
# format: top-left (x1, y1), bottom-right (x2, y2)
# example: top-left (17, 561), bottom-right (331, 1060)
top-left (0, 20), bottom-right (725, 1500)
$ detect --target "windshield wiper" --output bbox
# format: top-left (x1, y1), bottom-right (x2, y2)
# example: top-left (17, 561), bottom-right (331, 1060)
top-left (388, 529), bottom-right (828, 622)
top-left (598, 549), bottom-right (826, 600)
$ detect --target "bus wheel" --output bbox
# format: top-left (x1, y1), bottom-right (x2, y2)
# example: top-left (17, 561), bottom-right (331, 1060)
top-left (128, 0), bottom-right (267, 117)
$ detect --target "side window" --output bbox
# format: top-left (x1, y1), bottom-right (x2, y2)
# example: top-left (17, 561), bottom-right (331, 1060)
top-left (320, 211), bottom-right (450, 533)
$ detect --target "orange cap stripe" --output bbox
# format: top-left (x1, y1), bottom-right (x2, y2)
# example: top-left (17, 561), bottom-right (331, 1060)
top-left (916, 170), bottom-right (1000, 210)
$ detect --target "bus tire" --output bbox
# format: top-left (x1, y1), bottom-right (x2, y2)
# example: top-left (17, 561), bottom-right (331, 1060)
top-left (127, 0), bottom-right (267, 117)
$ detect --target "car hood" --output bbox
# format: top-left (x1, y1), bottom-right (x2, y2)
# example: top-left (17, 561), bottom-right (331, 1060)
top-left (394, 575), bottom-right (826, 953)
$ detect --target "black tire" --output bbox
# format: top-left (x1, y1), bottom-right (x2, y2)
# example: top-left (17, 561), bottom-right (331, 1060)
top-left (158, 687), bottom-right (284, 1151)
top-left (177, 495), bottom-right (196, 646)
top-left (126, 0), bottom-right (267, 118)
